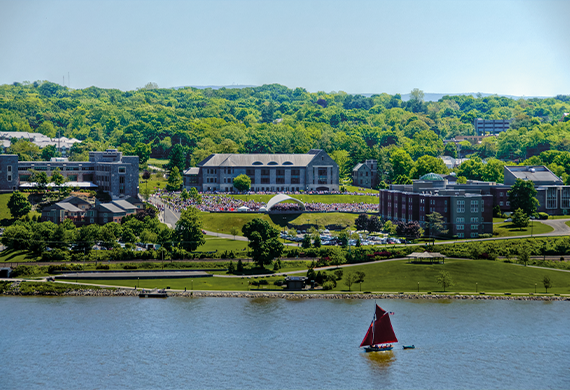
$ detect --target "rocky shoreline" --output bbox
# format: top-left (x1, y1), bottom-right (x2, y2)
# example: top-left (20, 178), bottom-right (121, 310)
top-left (2, 288), bottom-right (568, 301)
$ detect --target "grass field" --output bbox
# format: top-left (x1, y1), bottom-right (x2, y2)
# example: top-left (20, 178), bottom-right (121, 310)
top-left (139, 174), bottom-right (167, 193)
top-left (343, 185), bottom-right (379, 194)
top-left (75, 259), bottom-right (570, 294)
top-left (0, 249), bottom-right (39, 263)
top-left (493, 221), bottom-right (553, 237)
top-left (147, 158), bottom-right (168, 168)
top-left (199, 236), bottom-right (249, 252)
top-left (200, 211), bottom-right (361, 232)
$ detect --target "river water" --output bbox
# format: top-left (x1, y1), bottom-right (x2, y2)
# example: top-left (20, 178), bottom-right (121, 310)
top-left (1, 297), bottom-right (568, 390)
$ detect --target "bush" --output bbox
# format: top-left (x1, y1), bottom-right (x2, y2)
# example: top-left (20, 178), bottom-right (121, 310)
top-left (274, 279), bottom-right (285, 286)
top-left (96, 264), bottom-right (110, 270)
top-left (258, 279), bottom-right (269, 285)
top-left (123, 264), bottom-right (138, 270)
top-left (538, 212), bottom-right (549, 220)
top-left (322, 281), bottom-right (335, 290)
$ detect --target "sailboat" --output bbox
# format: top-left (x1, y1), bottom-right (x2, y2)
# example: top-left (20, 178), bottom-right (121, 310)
top-left (360, 304), bottom-right (398, 352)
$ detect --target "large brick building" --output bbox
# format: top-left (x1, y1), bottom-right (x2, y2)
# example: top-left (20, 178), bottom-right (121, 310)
top-left (0, 149), bottom-right (139, 198)
top-left (183, 149), bottom-right (339, 192)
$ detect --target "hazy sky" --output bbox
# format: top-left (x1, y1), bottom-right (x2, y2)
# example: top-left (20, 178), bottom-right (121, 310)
top-left (1, 0), bottom-right (568, 96)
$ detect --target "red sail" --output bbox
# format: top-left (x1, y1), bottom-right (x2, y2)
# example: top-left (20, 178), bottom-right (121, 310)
top-left (360, 305), bottom-right (398, 347)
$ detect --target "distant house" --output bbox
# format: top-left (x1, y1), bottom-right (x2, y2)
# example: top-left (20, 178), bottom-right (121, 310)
top-left (352, 160), bottom-right (378, 189)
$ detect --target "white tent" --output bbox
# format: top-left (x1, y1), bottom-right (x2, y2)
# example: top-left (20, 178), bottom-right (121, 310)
top-left (259, 206), bottom-right (268, 212)
top-left (237, 206), bottom-right (250, 212)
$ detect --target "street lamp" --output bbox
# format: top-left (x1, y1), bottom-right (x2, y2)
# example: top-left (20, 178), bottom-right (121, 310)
top-left (535, 283), bottom-right (537, 293)
top-left (191, 280), bottom-right (194, 291)
top-left (417, 282), bottom-right (419, 293)
top-left (476, 282), bottom-right (478, 293)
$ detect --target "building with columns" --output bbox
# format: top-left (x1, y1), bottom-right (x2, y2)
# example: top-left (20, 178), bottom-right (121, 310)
top-left (184, 149), bottom-right (339, 192)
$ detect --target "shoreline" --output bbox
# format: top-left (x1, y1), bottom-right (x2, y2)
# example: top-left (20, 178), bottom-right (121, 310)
top-left (2, 288), bottom-right (568, 301)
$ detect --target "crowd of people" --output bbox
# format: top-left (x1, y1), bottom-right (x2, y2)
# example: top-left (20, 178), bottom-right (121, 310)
top-left (150, 189), bottom-right (378, 214)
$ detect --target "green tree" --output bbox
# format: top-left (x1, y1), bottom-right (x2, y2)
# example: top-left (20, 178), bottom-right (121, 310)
top-left (512, 208), bottom-right (530, 230)
top-left (175, 207), bottom-right (206, 252)
top-left (167, 144), bottom-right (186, 173)
top-left (355, 271), bottom-right (366, 291)
top-left (313, 235), bottom-right (321, 248)
top-left (425, 212), bottom-right (449, 240)
top-left (301, 234), bottom-right (312, 248)
top-left (1, 224), bottom-right (32, 250)
top-left (367, 215), bottom-right (383, 233)
top-left (166, 166), bottom-right (183, 191)
top-left (181, 188), bottom-right (189, 201)
top-left (230, 227), bottom-right (239, 240)
top-left (410, 155), bottom-right (448, 178)
top-left (76, 224), bottom-right (100, 254)
top-left (233, 174), bottom-right (251, 192)
top-left (542, 276), bottom-right (552, 293)
top-left (344, 272), bottom-right (358, 291)
top-left (390, 149), bottom-right (415, 179)
top-left (29, 170), bottom-right (49, 191)
top-left (355, 214), bottom-right (370, 231)
top-left (508, 178), bottom-right (539, 215)
top-left (242, 218), bottom-right (284, 268)
top-left (333, 269), bottom-right (344, 281)
top-left (443, 142), bottom-right (458, 158)
top-left (50, 167), bottom-right (67, 199)
top-left (393, 175), bottom-right (413, 184)
top-left (7, 191), bottom-right (32, 219)
top-left (517, 246), bottom-right (531, 266)
top-left (436, 270), bottom-right (454, 292)
top-left (135, 142), bottom-right (151, 164)
top-left (189, 187), bottom-right (202, 204)
top-left (41, 145), bottom-right (61, 161)
top-left (29, 221), bottom-right (56, 255)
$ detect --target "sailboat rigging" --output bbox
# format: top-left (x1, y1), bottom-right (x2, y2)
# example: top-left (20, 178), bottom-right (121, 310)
top-left (360, 304), bottom-right (398, 352)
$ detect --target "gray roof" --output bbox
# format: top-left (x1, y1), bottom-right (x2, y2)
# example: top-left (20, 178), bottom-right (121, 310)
top-left (353, 163), bottom-right (364, 171)
top-left (199, 152), bottom-right (320, 167)
top-left (56, 202), bottom-right (81, 212)
top-left (184, 167), bottom-right (200, 175)
top-left (505, 165), bottom-right (562, 184)
top-left (98, 203), bottom-right (125, 214)
top-left (112, 200), bottom-right (138, 211)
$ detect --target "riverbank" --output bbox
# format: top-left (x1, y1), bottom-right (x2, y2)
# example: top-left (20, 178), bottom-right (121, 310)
top-left (2, 287), bottom-right (568, 301)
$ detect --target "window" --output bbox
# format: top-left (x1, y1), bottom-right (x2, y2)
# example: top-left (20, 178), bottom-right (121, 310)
top-left (546, 187), bottom-right (557, 209)
top-left (457, 233), bottom-right (464, 238)
top-left (7, 165), bottom-right (11, 172)
top-left (457, 200), bottom-right (465, 213)
top-left (318, 168), bottom-right (327, 185)
top-left (252, 161), bottom-right (263, 165)
top-left (563, 188), bottom-right (570, 209)
top-left (471, 224), bottom-right (478, 230)
top-left (268, 161), bottom-right (278, 165)
top-left (456, 217), bottom-right (464, 223)
top-left (470, 233), bottom-right (479, 238)
top-left (470, 200), bottom-right (479, 213)
top-left (457, 225), bottom-right (464, 230)
top-left (500, 201), bottom-right (504, 206)
top-left (470, 217), bottom-right (479, 223)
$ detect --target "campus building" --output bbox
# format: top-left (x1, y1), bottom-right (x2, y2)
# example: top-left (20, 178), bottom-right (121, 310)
top-left (379, 165), bottom-right (570, 238)
top-left (183, 149), bottom-right (339, 192)
top-left (0, 149), bottom-right (139, 198)
top-left (474, 118), bottom-right (512, 135)
top-left (352, 160), bottom-right (379, 189)
top-left (41, 196), bottom-right (143, 226)
top-left (379, 173), bottom-right (494, 238)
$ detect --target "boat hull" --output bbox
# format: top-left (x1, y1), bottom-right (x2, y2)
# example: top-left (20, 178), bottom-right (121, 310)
top-left (403, 345), bottom-right (415, 349)
top-left (364, 346), bottom-right (393, 352)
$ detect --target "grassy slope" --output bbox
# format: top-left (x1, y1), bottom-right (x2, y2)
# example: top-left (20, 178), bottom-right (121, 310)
top-left (147, 158), bottom-right (168, 168)
top-left (493, 221), bottom-right (553, 237)
top-left (0, 193), bottom-right (41, 225)
top-left (199, 237), bottom-right (249, 253)
top-left (76, 259), bottom-right (570, 294)
top-left (200, 212), bottom-right (360, 232)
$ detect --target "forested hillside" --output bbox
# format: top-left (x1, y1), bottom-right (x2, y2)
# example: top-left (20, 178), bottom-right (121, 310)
top-left (1, 81), bottom-right (569, 184)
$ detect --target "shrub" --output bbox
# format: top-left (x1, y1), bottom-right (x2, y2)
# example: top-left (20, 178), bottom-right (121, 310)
top-left (538, 212), bottom-right (549, 220)
top-left (123, 264), bottom-right (138, 270)
top-left (322, 281), bottom-right (335, 290)
top-left (96, 264), bottom-right (110, 270)
top-left (258, 279), bottom-right (269, 285)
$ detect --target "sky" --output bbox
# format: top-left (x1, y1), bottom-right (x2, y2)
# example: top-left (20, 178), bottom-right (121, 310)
top-left (0, 0), bottom-right (569, 96)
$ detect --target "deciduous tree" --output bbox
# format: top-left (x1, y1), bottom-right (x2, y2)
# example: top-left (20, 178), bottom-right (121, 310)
top-left (508, 178), bottom-right (539, 215)
top-left (242, 218), bottom-right (284, 268)
top-left (175, 207), bottom-right (206, 252)
top-left (7, 191), bottom-right (32, 219)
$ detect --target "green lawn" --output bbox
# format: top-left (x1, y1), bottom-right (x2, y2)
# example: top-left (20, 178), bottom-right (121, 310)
top-left (199, 236), bottom-right (250, 253)
top-left (493, 217), bottom-right (506, 223)
top-left (343, 185), bottom-right (379, 194)
top-left (73, 259), bottom-right (570, 294)
top-left (0, 192), bottom-right (40, 225)
top-left (493, 221), bottom-right (553, 237)
top-left (147, 158), bottom-right (168, 168)
top-left (200, 211), bottom-right (361, 233)
top-left (139, 174), bottom-right (167, 193)
top-left (0, 249), bottom-right (39, 263)
top-left (548, 215), bottom-right (570, 220)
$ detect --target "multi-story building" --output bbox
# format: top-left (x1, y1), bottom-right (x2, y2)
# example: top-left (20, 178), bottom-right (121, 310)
top-left (183, 149), bottom-right (339, 192)
top-left (0, 149), bottom-right (139, 198)
top-left (379, 173), bottom-right (493, 238)
top-left (352, 160), bottom-right (379, 189)
top-left (474, 118), bottom-right (512, 135)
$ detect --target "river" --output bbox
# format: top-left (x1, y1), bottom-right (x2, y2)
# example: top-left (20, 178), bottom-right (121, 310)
top-left (1, 297), bottom-right (568, 389)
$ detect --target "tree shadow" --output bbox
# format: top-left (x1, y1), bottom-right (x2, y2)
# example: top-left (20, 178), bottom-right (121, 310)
top-left (268, 213), bottom-right (303, 228)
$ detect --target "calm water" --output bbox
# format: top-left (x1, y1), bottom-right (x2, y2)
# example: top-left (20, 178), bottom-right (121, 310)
top-left (1, 297), bottom-right (569, 390)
